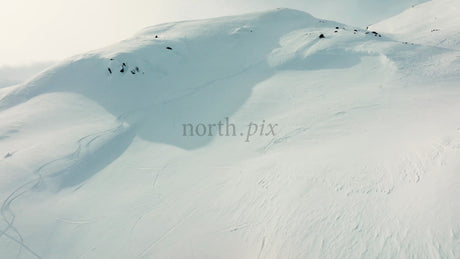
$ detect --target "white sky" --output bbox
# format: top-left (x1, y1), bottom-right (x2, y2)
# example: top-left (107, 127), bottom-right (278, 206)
top-left (0, 0), bottom-right (426, 66)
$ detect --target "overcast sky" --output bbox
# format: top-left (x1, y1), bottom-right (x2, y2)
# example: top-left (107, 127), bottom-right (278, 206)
top-left (0, 0), bottom-right (426, 66)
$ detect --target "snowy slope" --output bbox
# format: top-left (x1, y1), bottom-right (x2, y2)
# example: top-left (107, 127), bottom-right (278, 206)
top-left (370, 0), bottom-right (460, 50)
top-left (1, 6), bottom-right (460, 259)
top-left (0, 62), bottom-right (54, 89)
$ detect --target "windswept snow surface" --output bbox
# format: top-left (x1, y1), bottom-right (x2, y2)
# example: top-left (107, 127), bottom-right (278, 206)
top-left (370, 0), bottom-right (460, 50)
top-left (1, 6), bottom-right (460, 259)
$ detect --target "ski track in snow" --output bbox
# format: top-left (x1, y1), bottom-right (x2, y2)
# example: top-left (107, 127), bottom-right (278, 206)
top-left (138, 208), bottom-right (198, 258)
top-left (0, 121), bottom-right (130, 258)
top-left (1, 5), bottom-right (460, 258)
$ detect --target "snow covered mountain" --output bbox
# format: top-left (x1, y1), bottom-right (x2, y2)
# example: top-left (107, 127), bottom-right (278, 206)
top-left (370, 0), bottom-right (460, 50)
top-left (1, 4), bottom-right (460, 259)
top-left (0, 62), bottom-right (55, 89)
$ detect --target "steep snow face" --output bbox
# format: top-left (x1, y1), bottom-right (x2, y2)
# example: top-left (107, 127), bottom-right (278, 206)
top-left (1, 7), bottom-right (460, 259)
top-left (370, 0), bottom-right (460, 50)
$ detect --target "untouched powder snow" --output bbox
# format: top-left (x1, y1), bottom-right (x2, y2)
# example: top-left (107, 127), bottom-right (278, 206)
top-left (0, 62), bottom-right (55, 89)
top-left (1, 5), bottom-right (460, 259)
top-left (370, 0), bottom-right (460, 50)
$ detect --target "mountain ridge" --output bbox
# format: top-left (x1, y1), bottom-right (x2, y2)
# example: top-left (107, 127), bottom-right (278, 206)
top-left (1, 3), bottom-right (460, 258)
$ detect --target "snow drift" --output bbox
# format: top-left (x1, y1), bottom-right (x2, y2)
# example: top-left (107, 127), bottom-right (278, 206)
top-left (0, 4), bottom-right (460, 259)
top-left (370, 0), bottom-right (460, 50)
